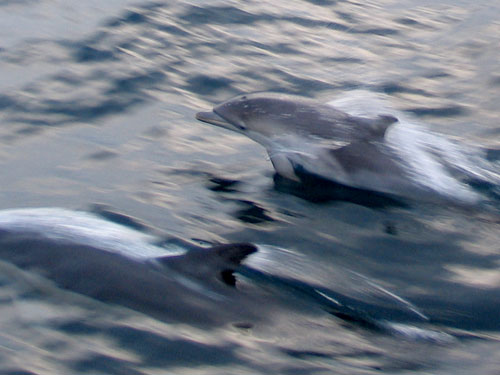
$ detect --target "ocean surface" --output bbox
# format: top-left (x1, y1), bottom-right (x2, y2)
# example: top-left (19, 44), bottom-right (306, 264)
top-left (0, 0), bottom-right (499, 374)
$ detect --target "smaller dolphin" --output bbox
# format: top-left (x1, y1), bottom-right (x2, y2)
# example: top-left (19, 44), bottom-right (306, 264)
top-left (196, 93), bottom-right (403, 193)
top-left (196, 93), bottom-right (485, 203)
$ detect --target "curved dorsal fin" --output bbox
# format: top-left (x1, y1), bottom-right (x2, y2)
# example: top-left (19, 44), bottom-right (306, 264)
top-left (367, 114), bottom-right (398, 139)
top-left (156, 243), bottom-right (257, 286)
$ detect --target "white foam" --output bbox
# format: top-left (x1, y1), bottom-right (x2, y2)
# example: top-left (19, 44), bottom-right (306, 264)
top-left (249, 244), bottom-right (427, 321)
top-left (383, 322), bottom-right (455, 343)
top-left (0, 208), bottom-right (176, 259)
top-left (327, 91), bottom-right (495, 203)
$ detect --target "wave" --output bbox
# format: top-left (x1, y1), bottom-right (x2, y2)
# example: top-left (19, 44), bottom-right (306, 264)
top-left (0, 207), bottom-right (175, 259)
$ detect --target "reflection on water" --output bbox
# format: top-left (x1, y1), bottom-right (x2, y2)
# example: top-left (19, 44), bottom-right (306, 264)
top-left (0, 0), bottom-right (499, 374)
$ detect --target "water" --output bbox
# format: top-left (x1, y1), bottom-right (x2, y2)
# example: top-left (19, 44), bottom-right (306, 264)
top-left (0, 0), bottom-right (499, 374)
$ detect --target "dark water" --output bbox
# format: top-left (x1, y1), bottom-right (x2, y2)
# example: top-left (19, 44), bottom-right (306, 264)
top-left (0, 0), bottom-right (499, 374)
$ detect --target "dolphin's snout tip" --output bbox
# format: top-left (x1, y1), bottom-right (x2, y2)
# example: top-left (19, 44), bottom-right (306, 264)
top-left (195, 110), bottom-right (232, 128)
top-left (195, 111), bottom-right (211, 122)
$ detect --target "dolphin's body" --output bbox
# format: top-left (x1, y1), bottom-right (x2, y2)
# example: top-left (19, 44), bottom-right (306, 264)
top-left (0, 208), bottom-right (259, 327)
top-left (0, 208), bottom-right (432, 332)
top-left (196, 93), bottom-right (487, 203)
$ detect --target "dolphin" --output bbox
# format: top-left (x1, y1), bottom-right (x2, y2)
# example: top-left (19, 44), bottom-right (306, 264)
top-left (196, 92), bottom-right (484, 203)
top-left (0, 208), bottom-right (433, 333)
top-left (0, 208), bottom-right (259, 327)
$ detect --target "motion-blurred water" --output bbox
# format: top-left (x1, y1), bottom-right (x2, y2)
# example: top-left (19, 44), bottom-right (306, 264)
top-left (0, 0), bottom-right (499, 374)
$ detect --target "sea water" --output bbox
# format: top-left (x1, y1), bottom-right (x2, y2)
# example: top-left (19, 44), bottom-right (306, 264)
top-left (0, 0), bottom-right (499, 374)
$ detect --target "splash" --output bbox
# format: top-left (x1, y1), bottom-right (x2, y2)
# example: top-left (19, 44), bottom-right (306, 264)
top-left (328, 91), bottom-right (500, 205)
top-left (0, 208), bottom-right (178, 259)
top-left (246, 244), bottom-right (428, 323)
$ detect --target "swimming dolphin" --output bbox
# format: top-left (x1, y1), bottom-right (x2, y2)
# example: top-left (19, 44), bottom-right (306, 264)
top-left (196, 92), bottom-right (486, 203)
top-left (0, 208), bottom-right (432, 333)
top-left (0, 208), bottom-right (259, 327)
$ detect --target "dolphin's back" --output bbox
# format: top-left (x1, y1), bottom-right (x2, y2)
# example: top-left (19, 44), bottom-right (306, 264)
top-left (272, 100), bottom-right (396, 142)
top-left (218, 93), bottom-right (397, 142)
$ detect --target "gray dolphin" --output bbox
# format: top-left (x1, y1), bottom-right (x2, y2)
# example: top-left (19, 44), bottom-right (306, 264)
top-left (196, 93), bottom-right (464, 201)
top-left (0, 208), bottom-right (259, 327)
top-left (0, 208), bottom-right (431, 332)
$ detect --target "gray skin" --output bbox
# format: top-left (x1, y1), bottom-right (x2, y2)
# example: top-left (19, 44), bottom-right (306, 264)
top-left (0, 228), bottom-right (263, 327)
top-left (196, 93), bottom-right (423, 199)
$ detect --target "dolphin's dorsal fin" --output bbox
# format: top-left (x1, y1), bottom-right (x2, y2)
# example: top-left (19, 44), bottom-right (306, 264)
top-left (366, 114), bottom-right (398, 139)
top-left (205, 243), bottom-right (257, 265)
top-left (156, 243), bottom-right (257, 286)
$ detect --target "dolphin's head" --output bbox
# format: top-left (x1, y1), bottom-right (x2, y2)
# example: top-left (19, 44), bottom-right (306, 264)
top-left (196, 93), bottom-right (299, 139)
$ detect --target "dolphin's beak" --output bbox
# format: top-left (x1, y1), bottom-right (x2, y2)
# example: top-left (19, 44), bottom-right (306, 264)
top-left (196, 111), bottom-right (233, 129)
